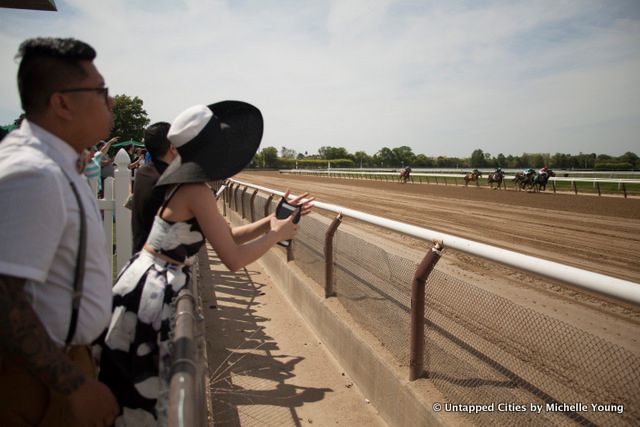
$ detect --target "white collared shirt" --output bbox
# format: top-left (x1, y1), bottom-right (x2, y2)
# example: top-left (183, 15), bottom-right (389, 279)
top-left (0, 120), bottom-right (112, 346)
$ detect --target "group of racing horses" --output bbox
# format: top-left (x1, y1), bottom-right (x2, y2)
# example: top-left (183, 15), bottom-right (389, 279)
top-left (400, 168), bottom-right (556, 192)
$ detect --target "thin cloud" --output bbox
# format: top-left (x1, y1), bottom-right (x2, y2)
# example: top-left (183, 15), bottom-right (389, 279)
top-left (1, 0), bottom-right (638, 157)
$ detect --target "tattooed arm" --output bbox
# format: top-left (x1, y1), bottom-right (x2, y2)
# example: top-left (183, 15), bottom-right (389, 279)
top-left (0, 274), bottom-right (119, 425)
top-left (0, 274), bottom-right (85, 394)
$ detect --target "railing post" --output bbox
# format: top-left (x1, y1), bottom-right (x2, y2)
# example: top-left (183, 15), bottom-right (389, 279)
top-left (114, 148), bottom-right (132, 272)
top-left (596, 182), bottom-right (601, 197)
top-left (573, 180), bottom-right (578, 195)
top-left (232, 184), bottom-right (240, 211)
top-left (264, 194), bottom-right (274, 218)
top-left (250, 190), bottom-right (258, 221)
top-left (410, 241), bottom-right (444, 381)
top-left (240, 186), bottom-right (248, 219)
top-left (324, 214), bottom-right (343, 298)
top-left (622, 183), bottom-right (627, 199)
top-left (226, 183), bottom-right (234, 208)
top-left (222, 183), bottom-right (227, 216)
top-left (552, 180), bottom-right (556, 193)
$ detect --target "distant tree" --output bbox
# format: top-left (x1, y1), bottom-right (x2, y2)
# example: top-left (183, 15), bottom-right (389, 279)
top-left (261, 146), bottom-right (279, 168)
top-left (353, 151), bottom-right (371, 168)
top-left (496, 153), bottom-right (507, 168)
top-left (280, 146), bottom-right (297, 159)
top-left (470, 149), bottom-right (486, 168)
top-left (318, 146), bottom-right (349, 160)
top-left (375, 147), bottom-right (395, 167)
top-left (110, 94), bottom-right (150, 142)
top-left (392, 146), bottom-right (415, 167)
top-left (414, 154), bottom-right (434, 167)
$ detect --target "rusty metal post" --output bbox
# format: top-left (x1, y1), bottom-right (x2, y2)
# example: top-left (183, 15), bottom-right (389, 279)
top-left (250, 190), bottom-right (258, 221)
top-left (622, 183), bottom-right (627, 199)
top-left (324, 214), bottom-right (343, 298)
top-left (233, 184), bottom-right (240, 211)
top-left (222, 183), bottom-right (227, 216)
top-left (240, 186), bottom-right (248, 219)
top-left (410, 241), bottom-right (444, 381)
top-left (287, 242), bottom-right (294, 262)
top-left (552, 181), bottom-right (556, 193)
top-left (264, 194), bottom-right (274, 218)
top-left (596, 182), bottom-right (601, 197)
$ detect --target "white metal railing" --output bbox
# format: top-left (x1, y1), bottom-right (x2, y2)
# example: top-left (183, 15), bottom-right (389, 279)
top-left (230, 178), bottom-right (640, 305)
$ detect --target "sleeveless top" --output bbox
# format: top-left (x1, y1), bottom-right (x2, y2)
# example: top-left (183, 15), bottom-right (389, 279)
top-left (146, 184), bottom-right (205, 262)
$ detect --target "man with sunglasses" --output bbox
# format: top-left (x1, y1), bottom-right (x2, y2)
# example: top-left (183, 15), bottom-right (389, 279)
top-left (0, 38), bottom-right (119, 426)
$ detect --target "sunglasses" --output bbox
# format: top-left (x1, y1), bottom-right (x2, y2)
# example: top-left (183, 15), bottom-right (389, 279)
top-left (57, 86), bottom-right (110, 103)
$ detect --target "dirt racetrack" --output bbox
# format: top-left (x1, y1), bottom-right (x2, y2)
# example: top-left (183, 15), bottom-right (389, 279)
top-left (236, 171), bottom-right (640, 283)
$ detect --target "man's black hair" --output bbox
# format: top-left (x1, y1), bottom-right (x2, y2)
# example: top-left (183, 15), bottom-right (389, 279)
top-left (143, 122), bottom-right (172, 163)
top-left (16, 37), bottom-right (96, 114)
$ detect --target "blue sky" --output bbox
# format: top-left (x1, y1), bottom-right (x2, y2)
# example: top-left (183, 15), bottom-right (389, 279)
top-left (1, 0), bottom-right (639, 157)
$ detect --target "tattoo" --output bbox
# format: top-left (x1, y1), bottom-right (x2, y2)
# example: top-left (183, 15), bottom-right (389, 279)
top-left (0, 274), bottom-right (86, 395)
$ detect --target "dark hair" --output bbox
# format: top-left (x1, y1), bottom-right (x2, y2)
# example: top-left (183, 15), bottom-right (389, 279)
top-left (143, 122), bottom-right (171, 162)
top-left (16, 37), bottom-right (96, 114)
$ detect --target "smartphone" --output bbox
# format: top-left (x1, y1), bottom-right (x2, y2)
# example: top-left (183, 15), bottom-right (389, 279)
top-left (275, 197), bottom-right (301, 247)
top-left (215, 184), bottom-right (227, 200)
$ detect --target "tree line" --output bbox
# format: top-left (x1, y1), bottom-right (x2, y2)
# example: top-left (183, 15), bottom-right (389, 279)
top-left (250, 146), bottom-right (640, 171)
top-left (9, 94), bottom-right (635, 170)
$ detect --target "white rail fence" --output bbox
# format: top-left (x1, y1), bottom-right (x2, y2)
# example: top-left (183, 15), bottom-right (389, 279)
top-left (280, 169), bottom-right (640, 196)
top-left (231, 178), bottom-right (640, 305)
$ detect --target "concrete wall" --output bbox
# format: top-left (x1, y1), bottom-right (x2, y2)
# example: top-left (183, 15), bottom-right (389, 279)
top-left (226, 209), bottom-right (452, 427)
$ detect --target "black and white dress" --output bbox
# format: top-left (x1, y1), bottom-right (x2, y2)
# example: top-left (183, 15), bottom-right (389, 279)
top-left (97, 185), bottom-right (204, 426)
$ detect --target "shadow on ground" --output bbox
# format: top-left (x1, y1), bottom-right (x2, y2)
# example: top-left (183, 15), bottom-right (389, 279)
top-left (200, 250), bottom-right (331, 426)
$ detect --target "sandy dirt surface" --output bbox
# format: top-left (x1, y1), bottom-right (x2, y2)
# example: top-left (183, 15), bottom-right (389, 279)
top-left (199, 246), bottom-right (387, 427)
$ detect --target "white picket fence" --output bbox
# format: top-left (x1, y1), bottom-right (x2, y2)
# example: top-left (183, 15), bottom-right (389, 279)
top-left (92, 148), bottom-right (133, 275)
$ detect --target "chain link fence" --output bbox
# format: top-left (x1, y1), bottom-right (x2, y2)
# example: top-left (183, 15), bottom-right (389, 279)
top-left (224, 185), bottom-right (639, 426)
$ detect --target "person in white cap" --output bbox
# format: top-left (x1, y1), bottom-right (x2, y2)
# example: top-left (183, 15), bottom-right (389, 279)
top-left (96, 101), bottom-right (314, 424)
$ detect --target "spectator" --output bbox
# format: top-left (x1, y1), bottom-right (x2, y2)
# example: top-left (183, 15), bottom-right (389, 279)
top-left (96, 101), bottom-right (314, 424)
top-left (131, 121), bottom-right (177, 253)
top-left (100, 142), bottom-right (115, 191)
top-left (84, 136), bottom-right (118, 195)
top-left (0, 37), bottom-right (119, 425)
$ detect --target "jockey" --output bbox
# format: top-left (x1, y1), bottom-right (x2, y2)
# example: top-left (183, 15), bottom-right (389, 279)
top-left (539, 166), bottom-right (549, 175)
top-left (494, 167), bottom-right (502, 174)
top-left (524, 167), bottom-right (535, 176)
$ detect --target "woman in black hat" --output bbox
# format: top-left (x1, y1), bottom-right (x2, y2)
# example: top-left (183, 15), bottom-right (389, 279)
top-left (96, 101), bottom-right (314, 424)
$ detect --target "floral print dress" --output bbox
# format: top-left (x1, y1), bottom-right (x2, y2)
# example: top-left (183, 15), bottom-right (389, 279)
top-left (96, 185), bottom-right (204, 426)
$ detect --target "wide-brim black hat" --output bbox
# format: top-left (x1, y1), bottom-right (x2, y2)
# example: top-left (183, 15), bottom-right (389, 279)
top-left (156, 100), bottom-right (263, 187)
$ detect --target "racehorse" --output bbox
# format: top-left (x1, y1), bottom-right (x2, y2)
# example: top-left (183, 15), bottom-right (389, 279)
top-left (533, 169), bottom-right (556, 192)
top-left (464, 170), bottom-right (482, 186)
top-left (487, 170), bottom-right (505, 190)
top-left (513, 171), bottom-right (536, 191)
top-left (399, 167), bottom-right (412, 183)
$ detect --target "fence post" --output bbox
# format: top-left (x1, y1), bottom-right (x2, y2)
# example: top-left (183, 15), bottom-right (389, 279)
top-left (250, 190), bottom-right (258, 221)
top-left (102, 178), bottom-right (114, 276)
top-left (324, 214), bottom-right (343, 298)
top-left (596, 182), bottom-right (601, 197)
top-left (114, 149), bottom-right (132, 273)
top-left (572, 180), bottom-right (578, 195)
top-left (552, 180), bottom-right (556, 193)
top-left (240, 186), bottom-right (248, 219)
top-left (264, 194), bottom-right (274, 218)
top-left (232, 184), bottom-right (240, 211)
top-left (622, 183), bottom-right (627, 198)
top-left (222, 183), bottom-right (227, 216)
top-left (410, 241), bottom-right (444, 381)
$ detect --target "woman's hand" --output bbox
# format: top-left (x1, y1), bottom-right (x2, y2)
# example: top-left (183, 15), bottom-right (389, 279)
top-left (283, 190), bottom-right (315, 216)
top-left (269, 213), bottom-right (299, 241)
